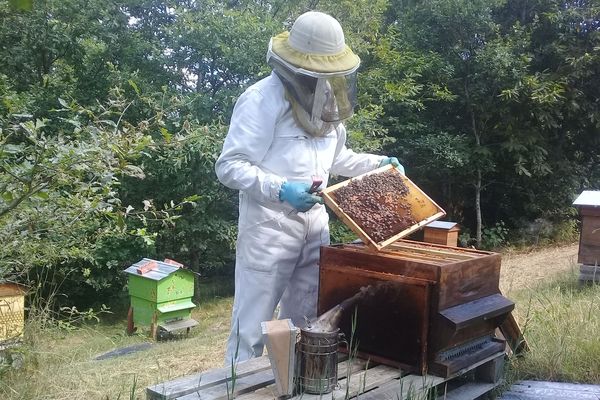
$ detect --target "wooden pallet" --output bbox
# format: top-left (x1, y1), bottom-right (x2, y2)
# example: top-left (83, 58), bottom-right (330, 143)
top-left (147, 351), bottom-right (506, 400)
top-left (499, 380), bottom-right (600, 400)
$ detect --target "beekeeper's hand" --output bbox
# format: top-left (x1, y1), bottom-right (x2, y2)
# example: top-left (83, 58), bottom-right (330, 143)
top-left (379, 157), bottom-right (405, 175)
top-left (279, 182), bottom-right (323, 212)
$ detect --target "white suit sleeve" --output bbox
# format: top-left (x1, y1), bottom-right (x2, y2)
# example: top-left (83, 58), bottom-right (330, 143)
top-left (215, 87), bottom-right (285, 203)
top-left (330, 124), bottom-right (386, 177)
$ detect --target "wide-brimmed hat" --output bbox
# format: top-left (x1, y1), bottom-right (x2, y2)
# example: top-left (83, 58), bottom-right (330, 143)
top-left (269, 11), bottom-right (360, 74)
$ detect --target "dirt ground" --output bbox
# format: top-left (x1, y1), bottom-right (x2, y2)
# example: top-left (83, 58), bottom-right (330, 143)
top-left (499, 243), bottom-right (579, 294)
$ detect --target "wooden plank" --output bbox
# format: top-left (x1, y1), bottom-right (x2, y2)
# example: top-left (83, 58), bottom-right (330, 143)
top-left (354, 352), bottom-right (504, 400)
top-left (439, 294), bottom-right (514, 330)
top-left (499, 312), bottom-right (529, 355)
top-left (146, 356), bottom-right (271, 400)
top-left (509, 380), bottom-right (600, 393)
top-left (293, 363), bottom-right (404, 400)
top-left (352, 370), bottom-right (445, 400)
top-left (235, 355), bottom-right (370, 400)
top-left (438, 381), bottom-right (500, 400)
top-left (500, 380), bottom-right (600, 400)
top-left (388, 242), bottom-right (479, 261)
top-left (160, 318), bottom-right (198, 333)
top-left (177, 369), bottom-right (274, 400)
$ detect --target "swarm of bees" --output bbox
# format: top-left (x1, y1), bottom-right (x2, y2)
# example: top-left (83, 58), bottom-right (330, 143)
top-left (334, 170), bottom-right (416, 243)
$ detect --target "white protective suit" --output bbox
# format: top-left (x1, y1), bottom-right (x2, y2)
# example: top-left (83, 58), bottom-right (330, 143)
top-left (215, 72), bottom-right (385, 362)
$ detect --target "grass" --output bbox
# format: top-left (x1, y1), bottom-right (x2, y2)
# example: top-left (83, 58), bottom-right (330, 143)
top-left (2, 245), bottom-right (600, 399)
top-left (506, 268), bottom-right (600, 384)
top-left (0, 297), bottom-right (232, 399)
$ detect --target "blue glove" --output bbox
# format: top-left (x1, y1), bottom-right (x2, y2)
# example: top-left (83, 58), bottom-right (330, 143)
top-left (279, 182), bottom-right (323, 212)
top-left (379, 157), bottom-right (405, 175)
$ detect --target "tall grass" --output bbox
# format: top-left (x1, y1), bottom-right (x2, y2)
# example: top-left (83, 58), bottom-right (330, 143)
top-left (507, 270), bottom-right (600, 383)
top-left (0, 297), bottom-right (233, 399)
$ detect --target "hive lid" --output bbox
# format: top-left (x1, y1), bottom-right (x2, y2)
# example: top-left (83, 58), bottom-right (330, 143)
top-left (0, 283), bottom-right (27, 297)
top-left (573, 190), bottom-right (600, 207)
top-left (123, 258), bottom-right (187, 281)
top-left (321, 165), bottom-right (446, 251)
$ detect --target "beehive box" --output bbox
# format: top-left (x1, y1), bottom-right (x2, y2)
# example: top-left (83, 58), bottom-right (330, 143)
top-left (321, 165), bottom-right (446, 250)
top-left (124, 259), bottom-right (197, 338)
top-left (573, 190), bottom-right (600, 266)
top-left (424, 221), bottom-right (460, 247)
top-left (318, 240), bottom-right (513, 377)
top-left (0, 283), bottom-right (26, 347)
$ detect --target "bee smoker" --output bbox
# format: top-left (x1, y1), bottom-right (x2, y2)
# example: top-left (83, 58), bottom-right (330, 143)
top-left (296, 288), bottom-right (366, 394)
top-left (297, 327), bottom-right (345, 394)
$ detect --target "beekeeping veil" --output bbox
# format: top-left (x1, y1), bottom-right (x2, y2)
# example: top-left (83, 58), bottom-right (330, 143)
top-left (267, 11), bottom-right (360, 136)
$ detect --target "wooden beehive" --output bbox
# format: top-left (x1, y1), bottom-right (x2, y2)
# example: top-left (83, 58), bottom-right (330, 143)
top-left (573, 191), bottom-right (600, 266)
top-left (318, 240), bottom-right (513, 377)
top-left (0, 283), bottom-right (26, 347)
top-left (124, 258), bottom-right (198, 339)
top-left (321, 165), bottom-right (446, 250)
top-left (423, 221), bottom-right (460, 247)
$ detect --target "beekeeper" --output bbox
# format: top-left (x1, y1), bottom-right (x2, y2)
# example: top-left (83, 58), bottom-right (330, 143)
top-left (215, 11), bottom-right (404, 363)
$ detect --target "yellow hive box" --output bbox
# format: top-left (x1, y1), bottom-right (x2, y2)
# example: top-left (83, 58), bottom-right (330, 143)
top-left (0, 283), bottom-right (26, 346)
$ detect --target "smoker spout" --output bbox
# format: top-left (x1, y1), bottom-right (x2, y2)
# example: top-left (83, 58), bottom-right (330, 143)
top-left (306, 285), bottom-right (373, 333)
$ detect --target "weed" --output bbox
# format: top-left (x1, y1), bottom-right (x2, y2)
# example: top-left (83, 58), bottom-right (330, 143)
top-left (507, 271), bottom-right (600, 383)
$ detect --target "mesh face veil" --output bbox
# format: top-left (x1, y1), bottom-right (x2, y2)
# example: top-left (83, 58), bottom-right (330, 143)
top-left (267, 43), bottom-right (359, 136)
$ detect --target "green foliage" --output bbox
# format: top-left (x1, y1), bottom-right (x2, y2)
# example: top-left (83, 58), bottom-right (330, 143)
top-left (329, 219), bottom-right (359, 245)
top-left (363, 0), bottom-right (599, 242)
top-left (481, 221), bottom-right (509, 250)
top-left (0, 86), bottom-right (152, 284)
top-left (122, 121), bottom-right (238, 276)
top-left (1, 0), bottom-right (600, 311)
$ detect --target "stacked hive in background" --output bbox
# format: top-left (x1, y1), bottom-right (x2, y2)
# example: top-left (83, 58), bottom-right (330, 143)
top-left (573, 191), bottom-right (600, 284)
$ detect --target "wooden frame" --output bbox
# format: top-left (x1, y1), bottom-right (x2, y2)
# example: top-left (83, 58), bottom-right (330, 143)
top-left (321, 165), bottom-right (446, 250)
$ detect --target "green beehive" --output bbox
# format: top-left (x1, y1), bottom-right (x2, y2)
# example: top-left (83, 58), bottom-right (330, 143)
top-left (124, 258), bottom-right (198, 339)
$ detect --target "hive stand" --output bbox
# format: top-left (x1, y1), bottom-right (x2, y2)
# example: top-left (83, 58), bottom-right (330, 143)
top-left (146, 351), bottom-right (506, 400)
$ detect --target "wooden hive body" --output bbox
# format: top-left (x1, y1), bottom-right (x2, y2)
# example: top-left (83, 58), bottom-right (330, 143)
top-left (423, 221), bottom-right (460, 247)
top-left (0, 283), bottom-right (26, 346)
top-left (124, 259), bottom-right (196, 328)
top-left (573, 191), bottom-right (600, 266)
top-left (318, 240), bottom-right (513, 377)
top-left (577, 206), bottom-right (600, 266)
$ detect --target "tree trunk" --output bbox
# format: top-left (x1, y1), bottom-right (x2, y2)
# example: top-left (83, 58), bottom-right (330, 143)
top-left (465, 80), bottom-right (483, 248)
top-left (475, 168), bottom-right (482, 247)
